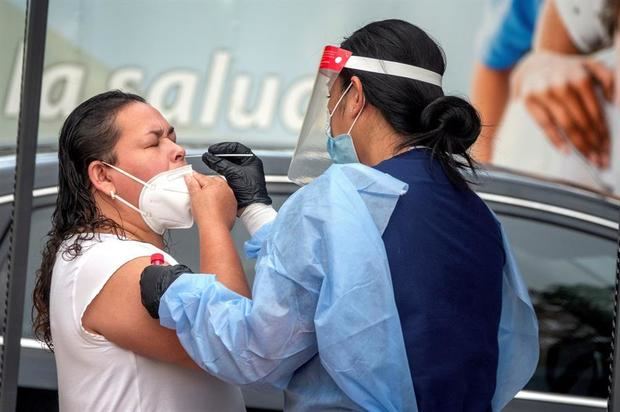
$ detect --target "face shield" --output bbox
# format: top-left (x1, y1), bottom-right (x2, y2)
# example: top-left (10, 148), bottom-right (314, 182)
top-left (287, 45), bottom-right (443, 185)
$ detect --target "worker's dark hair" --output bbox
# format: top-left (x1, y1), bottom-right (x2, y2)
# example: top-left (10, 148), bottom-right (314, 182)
top-left (340, 19), bottom-right (481, 187)
top-left (33, 90), bottom-right (145, 351)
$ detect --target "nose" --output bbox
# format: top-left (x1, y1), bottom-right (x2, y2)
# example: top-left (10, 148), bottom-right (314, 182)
top-left (170, 141), bottom-right (186, 164)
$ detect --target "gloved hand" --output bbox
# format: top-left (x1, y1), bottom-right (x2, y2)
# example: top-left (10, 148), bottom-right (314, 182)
top-left (202, 142), bottom-right (272, 210)
top-left (140, 264), bottom-right (193, 319)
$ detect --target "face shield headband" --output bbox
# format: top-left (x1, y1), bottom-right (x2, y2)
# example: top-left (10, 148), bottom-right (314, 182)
top-left (287, 45), bottom-right (443, 185)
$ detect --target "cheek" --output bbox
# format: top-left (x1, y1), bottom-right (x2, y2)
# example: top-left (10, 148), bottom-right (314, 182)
top-left (123, 152), bottom-right (168, 182)
top-left (112, 177), bottom-right (142, 205)
top-left (137, 162), bottom-right (166, 181)
top-left (330, 114), bottom-right (348, 136)
top-left (111, 160), bottom-right (160, 202)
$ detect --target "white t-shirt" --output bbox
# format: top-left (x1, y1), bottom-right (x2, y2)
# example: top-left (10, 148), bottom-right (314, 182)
top-left (49, 233), bottom-right (245, 412)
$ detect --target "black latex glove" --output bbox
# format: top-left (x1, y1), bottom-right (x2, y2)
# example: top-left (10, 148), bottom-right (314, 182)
top-left (202, 142), bottom-right (272, 209)
top-left (140, 264), bottom-right (193, 319)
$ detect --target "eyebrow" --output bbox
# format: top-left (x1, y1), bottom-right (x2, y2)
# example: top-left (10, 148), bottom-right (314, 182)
top-left (147, 126), bottom-right (175, 138)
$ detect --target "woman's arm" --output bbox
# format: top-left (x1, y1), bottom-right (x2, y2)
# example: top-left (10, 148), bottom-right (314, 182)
top-left (533, 0), bottom-right (580, 53)
top-left (82, 256), bottom-right (199, 369)
top-left (470, 0), bottom-right (541, 162)
top-left (470, 63), bottom-right (513, 163)
top-left (185, 172), bottom-right (250, 298)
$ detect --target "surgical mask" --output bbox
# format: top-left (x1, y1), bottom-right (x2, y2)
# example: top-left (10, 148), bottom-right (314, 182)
top-left (103, 163), bottom-right (194, 234)
top-left (326, 82), bottom-right (365, 164)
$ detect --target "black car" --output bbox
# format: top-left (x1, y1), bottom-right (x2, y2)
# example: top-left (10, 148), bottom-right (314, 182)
top-left (0, 151), bottom-right (618, 411)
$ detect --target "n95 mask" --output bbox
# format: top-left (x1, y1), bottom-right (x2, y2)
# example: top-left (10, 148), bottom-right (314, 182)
top-left (103, 163), bottom-right (194, 234)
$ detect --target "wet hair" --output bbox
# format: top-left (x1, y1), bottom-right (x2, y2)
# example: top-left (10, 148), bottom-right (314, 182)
top-left (339, 19), bottom-right (481, 187)
top-left (33, 90), bottom-right (145, 350)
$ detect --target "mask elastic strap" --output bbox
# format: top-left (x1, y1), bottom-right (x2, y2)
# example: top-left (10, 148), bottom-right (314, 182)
top-left (110, 190), bottom-right (148, 217)
top-left (102, 162), bottom-right (150, 188)
top-left (329, 82), bottom-right (354, 118)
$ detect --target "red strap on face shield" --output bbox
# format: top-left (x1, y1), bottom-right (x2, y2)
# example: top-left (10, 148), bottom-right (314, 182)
top-left (319, 46), bottom-right (352, 71)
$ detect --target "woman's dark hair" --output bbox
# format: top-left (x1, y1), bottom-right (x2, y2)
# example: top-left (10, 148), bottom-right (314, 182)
top-left (33, 90), bottom-right (145, 350)
top-left (340, 19), bottom-right (481, 187)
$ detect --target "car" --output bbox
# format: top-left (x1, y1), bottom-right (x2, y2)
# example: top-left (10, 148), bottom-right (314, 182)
top-left (0, 150), bottom-right (618, 411)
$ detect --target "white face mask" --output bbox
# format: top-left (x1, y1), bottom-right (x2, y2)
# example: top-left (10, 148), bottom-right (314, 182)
top-left (103, 163), bottom-right (194, 234)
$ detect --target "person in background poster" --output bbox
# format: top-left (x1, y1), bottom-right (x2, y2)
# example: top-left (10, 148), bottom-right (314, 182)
top-left (491, 0), bottom-right (620, 193)
top-left (470, 0), bottom-right (543, 162)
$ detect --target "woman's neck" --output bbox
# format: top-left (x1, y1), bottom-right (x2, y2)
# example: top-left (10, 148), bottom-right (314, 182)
top-left (121, 226), bottom-right (164, 249)
top-left (96, 193), bottom-right (164, 249)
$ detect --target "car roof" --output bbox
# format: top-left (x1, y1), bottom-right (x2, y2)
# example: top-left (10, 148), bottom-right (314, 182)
top-left (472, 165), bottom-right (620, 224)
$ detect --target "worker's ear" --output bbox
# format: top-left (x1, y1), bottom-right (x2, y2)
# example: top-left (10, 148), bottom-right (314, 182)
top-left (345, 76), bottom-right (365, 120)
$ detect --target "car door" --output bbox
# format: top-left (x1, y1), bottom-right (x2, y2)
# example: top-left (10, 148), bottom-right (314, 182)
top-left (484, 191), bottom-right (616, 412)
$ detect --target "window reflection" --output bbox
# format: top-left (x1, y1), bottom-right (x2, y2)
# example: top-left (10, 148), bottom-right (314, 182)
top-left (500, 215), bottom-right (616, 398)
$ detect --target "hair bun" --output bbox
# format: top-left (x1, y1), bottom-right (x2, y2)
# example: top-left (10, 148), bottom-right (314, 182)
top-left (419, 96), bottom-right (481, 155)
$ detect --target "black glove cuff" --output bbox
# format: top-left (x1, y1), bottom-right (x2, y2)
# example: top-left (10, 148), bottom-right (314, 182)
top-left (140, 264), bottom-right (193, 319)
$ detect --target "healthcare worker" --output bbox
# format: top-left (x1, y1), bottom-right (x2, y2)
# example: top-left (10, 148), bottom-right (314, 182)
top-left (140, 19), bottom-right (539, 411)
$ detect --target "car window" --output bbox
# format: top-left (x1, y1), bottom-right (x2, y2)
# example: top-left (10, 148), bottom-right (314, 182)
top-left (498, 214), bottom-right (616, 399)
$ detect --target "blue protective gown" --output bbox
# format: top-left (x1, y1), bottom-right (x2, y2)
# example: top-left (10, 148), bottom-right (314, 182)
top-left (159, 150), bottom-right (539, 411)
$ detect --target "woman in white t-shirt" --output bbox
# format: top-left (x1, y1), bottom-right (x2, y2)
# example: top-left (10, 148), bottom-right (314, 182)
top-left (32, 90), bottom-right (247, 412)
